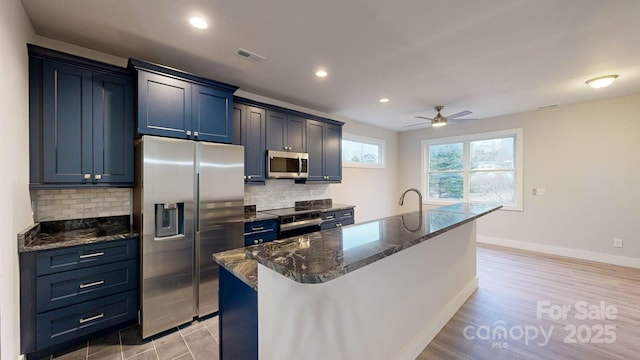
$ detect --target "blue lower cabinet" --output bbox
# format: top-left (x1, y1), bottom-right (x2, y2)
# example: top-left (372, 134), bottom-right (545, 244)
top-left (36, 290), bottom-right (137, 349)
top-left (219, 267), bottom-right (257, 360)
top-left (36, 259), bottom-right (137, 312)
top-left (20, 238), bottom-right (139, 357)
top-left (244, 219), bottom-right (279, 246)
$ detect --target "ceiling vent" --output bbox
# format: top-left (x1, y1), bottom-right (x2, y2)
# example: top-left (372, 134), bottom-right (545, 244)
top-left (236, 48), bottom-right (266, 63)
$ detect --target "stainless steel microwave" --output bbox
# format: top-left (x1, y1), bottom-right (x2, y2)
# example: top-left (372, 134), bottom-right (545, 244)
top-left (267, 150), bottom-right (309, 179)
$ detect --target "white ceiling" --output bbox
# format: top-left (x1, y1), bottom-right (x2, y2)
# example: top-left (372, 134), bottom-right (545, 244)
top-left (20, 0), bottom-right (640, 131)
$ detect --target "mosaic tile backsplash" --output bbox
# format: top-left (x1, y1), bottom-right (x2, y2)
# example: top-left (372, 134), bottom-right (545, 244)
top-left (244, 179), bottom-right (330, 211)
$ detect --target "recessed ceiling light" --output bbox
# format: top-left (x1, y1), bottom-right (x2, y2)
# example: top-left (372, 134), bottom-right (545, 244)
top-left (585, 74), bottom-right (618, 89)
top-left (379, 98), bottom-right (390, 103)
top-left (315, 70), bottom-right (328, 78)
top-left (189, 17), bottom-right (208, 29)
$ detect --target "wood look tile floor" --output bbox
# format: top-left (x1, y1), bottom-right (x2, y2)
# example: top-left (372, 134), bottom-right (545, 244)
top-left (42, 316), bottom-right (219, 360)
top-left (43, 244), bottom-right (640, 360)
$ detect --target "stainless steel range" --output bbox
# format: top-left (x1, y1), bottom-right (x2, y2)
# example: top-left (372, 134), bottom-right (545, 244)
top-left (262, 200), bottom-right (346, 238)
top-left (262, 208), bottom-right (323, 238)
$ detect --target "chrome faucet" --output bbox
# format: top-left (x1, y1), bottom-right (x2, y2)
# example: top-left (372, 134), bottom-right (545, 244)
top-left (399, 188), bottom-right (423, 214)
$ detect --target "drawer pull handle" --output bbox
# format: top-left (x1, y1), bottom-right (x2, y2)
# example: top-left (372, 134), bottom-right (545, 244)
top-left (251, 226), bottom-right (265, 231)
top-left (342, 213), bottom-right (352, 217)
top-left (79, 280), bottom-right (105, 289)
top-left (325, 216), bottom-right (335, 220)
top-left (79, 313), bottom-right (104, 324)
top-left (80, 252), bottom-right (104, 259)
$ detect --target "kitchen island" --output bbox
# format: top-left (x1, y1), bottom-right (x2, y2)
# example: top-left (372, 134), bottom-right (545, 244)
top-left (214, 203), bottom-right (501, 360)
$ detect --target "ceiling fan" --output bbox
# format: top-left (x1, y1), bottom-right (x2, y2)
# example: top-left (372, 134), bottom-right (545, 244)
top-left (405, 105), bottom-right (476, 128)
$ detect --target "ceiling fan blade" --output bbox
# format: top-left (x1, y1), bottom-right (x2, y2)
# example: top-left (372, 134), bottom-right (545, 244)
top-left (449, 118), bottom-right (477, 123)
top-left (446, 110), bottom-right (472, 119)
top-left (403, 122), bottom-right (431, 128)
top-left (413, 116), bottom-right (434, 120)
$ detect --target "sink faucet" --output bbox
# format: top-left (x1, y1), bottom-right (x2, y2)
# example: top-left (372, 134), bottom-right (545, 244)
top-left (399, 188), bottom-right (423, 214)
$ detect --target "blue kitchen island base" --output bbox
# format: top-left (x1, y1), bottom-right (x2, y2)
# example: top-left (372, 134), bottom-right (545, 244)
top-left (219, 267), bottom-right (257, 360)
top-left (214, 203), bottom-right (502, 359)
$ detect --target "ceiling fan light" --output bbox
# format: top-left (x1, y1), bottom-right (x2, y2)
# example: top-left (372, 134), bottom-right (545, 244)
top-left (432, 115), bottom-right (447, 127)
top-left (586, 75), bottom-right (618, 89)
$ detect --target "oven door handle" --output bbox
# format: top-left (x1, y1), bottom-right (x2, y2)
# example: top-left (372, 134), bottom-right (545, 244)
top-left (280, 218), bottom-right (323, 231)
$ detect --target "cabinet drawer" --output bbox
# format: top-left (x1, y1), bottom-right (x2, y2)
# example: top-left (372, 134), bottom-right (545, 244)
top-left (244, 232), bottom-right (279, 247)
top-left (36, 238), bottom-right (137, 276)
top-left (337, 209), bottom-right (354, 221)
top-left (244, 220), bottom-right (278, 236)
top-left (36, 259), bottom-right (137, 312)
top-left (36, 290), bottom-right (137, 349)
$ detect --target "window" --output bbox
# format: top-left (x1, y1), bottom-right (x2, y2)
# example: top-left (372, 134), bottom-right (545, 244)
top-left (342, 133), bottom-right (385, 168)
top-left (422, 129), bottom-right (523, 211)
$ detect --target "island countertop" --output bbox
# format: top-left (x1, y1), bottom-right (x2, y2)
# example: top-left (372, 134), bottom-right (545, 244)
top-left (214, 202), bottom-right (501, 287)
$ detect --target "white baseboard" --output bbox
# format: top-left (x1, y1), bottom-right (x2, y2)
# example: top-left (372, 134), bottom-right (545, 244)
top-left (397, 276), bottom-right (479, 360)
top-left (477, 235), bottom-right (640, 269)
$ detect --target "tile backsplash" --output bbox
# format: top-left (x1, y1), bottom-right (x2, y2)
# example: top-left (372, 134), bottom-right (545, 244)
top-left (244, 180), bottom-right (330, 211)
top-left (32, 188), bottom-right (131, 222)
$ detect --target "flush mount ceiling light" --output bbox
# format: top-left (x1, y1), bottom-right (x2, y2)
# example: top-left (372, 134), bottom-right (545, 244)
top-left (315, 70), bottom-right (328, 78)
top-left (585, 75), bottom-right (619, 89)
top-left (189, 17), bottom-right (208, 29)
top-left (379, 98), bottom-right (390, 103)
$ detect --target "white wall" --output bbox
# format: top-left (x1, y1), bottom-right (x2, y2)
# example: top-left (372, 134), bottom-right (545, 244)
top-left (236, 90), bottom-right (401, 223)
top-left (398, 94), bottom-right (640, 262)
top-left (0, 0), bottom-right (35, 358)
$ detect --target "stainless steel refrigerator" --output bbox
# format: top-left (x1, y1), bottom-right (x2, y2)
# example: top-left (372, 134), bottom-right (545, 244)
top-left (133, 135), bottom-right (244, 339)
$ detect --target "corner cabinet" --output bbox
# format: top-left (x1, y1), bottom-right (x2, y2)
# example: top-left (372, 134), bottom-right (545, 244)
top-left (306, 119), bottom-right (343, 182)
top-left (233, 104), bottom-right (267, 183)
top-left (129, 59), bottom-right (238, 143)
top-left (29, 45), bottom-right (134, 188)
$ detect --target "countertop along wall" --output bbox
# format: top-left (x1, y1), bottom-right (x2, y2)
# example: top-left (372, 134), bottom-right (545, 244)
top-left (398, 93), bottom-right (640, 266)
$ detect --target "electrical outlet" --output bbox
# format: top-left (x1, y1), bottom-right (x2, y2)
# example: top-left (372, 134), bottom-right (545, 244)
top-left (532, 188), bottom-right (546, 196)
top-left (613, 238), bottom-right (623, 248)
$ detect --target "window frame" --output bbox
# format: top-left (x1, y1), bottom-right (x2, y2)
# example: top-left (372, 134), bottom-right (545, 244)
top-left (342, 133), bottom-right (386, 169)
top-left (421, 128), bottom-right (524, 211)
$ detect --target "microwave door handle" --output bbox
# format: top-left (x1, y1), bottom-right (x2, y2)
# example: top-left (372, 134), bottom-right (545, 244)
top-left (298, 156), bottom-right (302, 176)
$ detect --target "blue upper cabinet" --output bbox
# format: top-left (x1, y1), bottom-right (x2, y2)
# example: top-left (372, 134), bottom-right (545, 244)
top-left (129, 59), bottom-right (237, 143)
top-left (265, 110), bottom-right (306, 152)
top-left (233, 103), bottom-right (266, 183)
top-left (29, 45), bottom-right (134, 188)
top-left (305, 119), bottom-right (343, 183)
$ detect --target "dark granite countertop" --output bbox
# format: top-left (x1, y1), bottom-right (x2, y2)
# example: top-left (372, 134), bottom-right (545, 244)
top-left (260, 203), bottom-right (354, 217)
top-left (214, 248), bottom-right (259, 290)
top-left (214, 202), bottom-right (501, 286)
top-left (244, 211), bottom-right (279, 222)
top-left (18, 215), bottom-right (138, 253)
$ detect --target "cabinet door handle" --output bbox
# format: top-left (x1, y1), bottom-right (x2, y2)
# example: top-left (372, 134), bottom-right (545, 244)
top-left (79, 252), bottom-right (104, 259)
top-left (244, 176), bottom-right (247, 180)
top-left (79, 280), bottom-right (105, 289)
top-left (253, 239), bottom-right (259, 244)
top-left (247, 175), bottom-right (252, 179)
top-left (79, 313), bottom-right (104, 324)
top-left (194, 131), bottom-right (199, 137)
top-left (186, 130), bottom-right (192, 136)
top-left (251, 226), bottom-right (264, 231)
top-left (258, 239), bottom-right (264, 244)
top-left (94, 174), bottom-right (102, 180)
top-left (83, 174), bottom-right (91, 180)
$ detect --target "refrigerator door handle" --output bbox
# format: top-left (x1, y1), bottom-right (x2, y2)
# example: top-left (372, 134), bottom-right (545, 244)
top-left (153, 234), bottom-right (186, 242)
